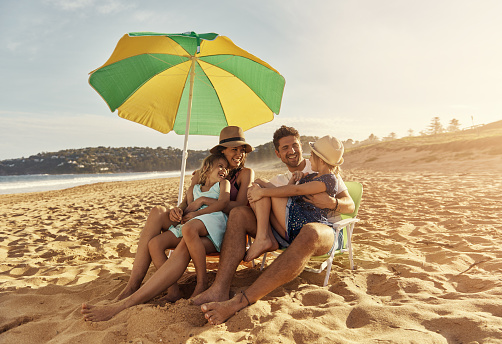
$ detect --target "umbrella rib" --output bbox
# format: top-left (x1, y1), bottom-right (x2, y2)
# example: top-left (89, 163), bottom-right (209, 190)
top-left (199, 55), bottom-right (237, 75)
top-left (145, 53), bottom-right (191, 75)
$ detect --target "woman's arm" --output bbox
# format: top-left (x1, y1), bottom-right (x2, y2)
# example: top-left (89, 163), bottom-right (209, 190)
top-left (224, 168), bottom-right (254, 213)
top-left (182, 180), bottom-right (231, 222)
top-left (186, 168), bottom-right (254, 214)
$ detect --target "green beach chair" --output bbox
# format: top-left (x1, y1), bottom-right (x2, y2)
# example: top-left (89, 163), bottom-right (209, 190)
top-left (259, 181), bottom-right (363, 287)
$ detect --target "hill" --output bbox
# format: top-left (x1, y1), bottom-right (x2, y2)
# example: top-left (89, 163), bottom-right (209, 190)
top-left (342, 120), bottom-right (502, 172)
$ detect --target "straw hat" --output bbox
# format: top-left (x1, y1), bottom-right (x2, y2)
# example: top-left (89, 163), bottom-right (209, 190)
top-left (309, 135), bottom-right (344, 166)
top-left (210, 126), bottom-right (254, 154)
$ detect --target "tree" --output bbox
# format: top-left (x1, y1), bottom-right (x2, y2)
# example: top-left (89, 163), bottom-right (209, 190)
top-left (447, 118), bottom-right (461, 132)
top-left (343, 139), bottom-right (354, 148)
top-left (407, 129), bottom-right (414, 137)
top-left (383, 132), bottom-right (397, 141)
top-left (428, 117), bottom-right (443, 135)
top-left (368, 133), bottom-right (380, 143)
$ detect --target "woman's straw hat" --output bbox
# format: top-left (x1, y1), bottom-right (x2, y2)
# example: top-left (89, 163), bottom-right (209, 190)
top-left (210, 126), bottom-right (254, 154)
top-left (309, 135), bottom-right (344, 166)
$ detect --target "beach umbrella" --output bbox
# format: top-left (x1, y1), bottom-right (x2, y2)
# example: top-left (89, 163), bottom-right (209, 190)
top-left (89, 31), bottom-right (285, 204)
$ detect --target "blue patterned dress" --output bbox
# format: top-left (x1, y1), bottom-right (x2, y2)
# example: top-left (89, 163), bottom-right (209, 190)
top-left (286, 173), bottom-right (338, 242)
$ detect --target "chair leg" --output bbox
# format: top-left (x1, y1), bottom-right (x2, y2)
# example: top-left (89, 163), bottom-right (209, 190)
top-left (323, 232), bottom-right (339, 287)
top-left (260, 252), bottom-right (267, 271)
top-left (348, 224), bottom-right (354, 270)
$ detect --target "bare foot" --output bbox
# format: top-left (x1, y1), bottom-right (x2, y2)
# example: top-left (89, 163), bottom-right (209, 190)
top-left (157, 287), bottom-right (183, 303)
top-left (81, 302), bottom-right (126, 322)
top-left (116, 286), bottom-right (137, 301)
top-left (244, 237), bottom-right (278, 262)
top-left (201, 292), bottom-right (250, 325)
top-left (190, 282), bottom-right (208, 299)
top-left (191, 285), bottom-right (230, 306)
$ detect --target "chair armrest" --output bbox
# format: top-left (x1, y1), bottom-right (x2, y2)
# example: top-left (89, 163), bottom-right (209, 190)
top-left (331, 217), bottom-right (360, 229)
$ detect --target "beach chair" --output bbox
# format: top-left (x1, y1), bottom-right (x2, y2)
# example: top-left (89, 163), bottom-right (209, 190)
top-left (259, 181), bottom-right (363, 287)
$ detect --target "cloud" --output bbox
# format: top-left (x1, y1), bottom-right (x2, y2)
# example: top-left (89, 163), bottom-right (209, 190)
top-left (43, 0), bottom-right (95, 11)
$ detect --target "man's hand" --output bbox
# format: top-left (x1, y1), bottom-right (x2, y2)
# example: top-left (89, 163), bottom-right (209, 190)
top-left (247, 183), bottom-right (264, 203)
top-left (169, 207), bottom-right (183, 222)
top-left (303, 192), bottom-right (334, 210)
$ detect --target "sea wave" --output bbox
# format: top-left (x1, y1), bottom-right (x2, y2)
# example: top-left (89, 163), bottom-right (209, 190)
top-left (0, 171), bottom-right (190, 195)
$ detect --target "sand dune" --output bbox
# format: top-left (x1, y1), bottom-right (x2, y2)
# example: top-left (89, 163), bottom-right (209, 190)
top-left (1, 152), bottom-right (502, 342)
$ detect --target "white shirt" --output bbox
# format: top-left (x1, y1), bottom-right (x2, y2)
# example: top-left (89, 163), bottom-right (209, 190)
top-left (269, 159), bottom-right (346, 222)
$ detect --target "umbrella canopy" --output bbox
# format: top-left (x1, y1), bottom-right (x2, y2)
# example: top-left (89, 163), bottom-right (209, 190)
top-left (89, 31), bottom-right (285, 203)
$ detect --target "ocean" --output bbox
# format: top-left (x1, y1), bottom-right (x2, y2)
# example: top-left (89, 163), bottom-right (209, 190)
top-left (0, 171), bottom-right (190, 195)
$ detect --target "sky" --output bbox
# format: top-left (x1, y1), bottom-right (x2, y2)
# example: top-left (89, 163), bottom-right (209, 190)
top-left (1, 0), bottom-right (501, 160)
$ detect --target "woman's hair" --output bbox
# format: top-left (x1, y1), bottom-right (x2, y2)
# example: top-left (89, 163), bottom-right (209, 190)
top-left (213, 145), bottom-right (247, 180)
top-left (310, 151), bottom-right (340, 175)
top-left (198, 153), bottom-right (225, 185)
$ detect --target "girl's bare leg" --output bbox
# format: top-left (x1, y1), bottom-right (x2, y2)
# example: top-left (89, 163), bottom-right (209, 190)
top-left (82, 240), bottom-right (191, 322)
top-left (181, 220), bottom-right (217, 298)
top-left (244, 197), bottom-right (279, 262)
top-left (148, 231), bottom-right (181, 269)
top-left (269, 197), bottom-right (288, 236)
top-left (117, 206), bottom-right (177, 300)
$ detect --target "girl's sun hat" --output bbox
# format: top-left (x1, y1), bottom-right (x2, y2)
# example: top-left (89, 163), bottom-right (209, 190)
top-left (210, 126), bottom-right (254, 154)
top-left (309, 135), bottom-right (344, 166)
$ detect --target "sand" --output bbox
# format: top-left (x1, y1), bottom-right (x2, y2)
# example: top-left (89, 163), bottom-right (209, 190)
top-left (1, 160), bottom-right (502, 343)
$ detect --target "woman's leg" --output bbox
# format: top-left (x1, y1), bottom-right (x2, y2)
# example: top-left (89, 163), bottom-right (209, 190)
top-left (81, 239), bottom-right (191, 322)
top-left (181, 220), bottom-right (217, 298)
top-left (148, 230), bottom-right (183, 302)
top-left (244, 197), bottom-right (279, 262)
top-left (117, 206), bottom-right (177, 300)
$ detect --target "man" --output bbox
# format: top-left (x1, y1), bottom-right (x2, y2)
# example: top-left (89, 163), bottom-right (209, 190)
top-left (192, 125), bottom-right (355, 325)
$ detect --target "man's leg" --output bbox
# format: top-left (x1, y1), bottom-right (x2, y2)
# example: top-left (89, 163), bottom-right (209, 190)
top-left (201, 222), bottom-right (334, 324)
top-left (192, 206), bottom-right (257, 305)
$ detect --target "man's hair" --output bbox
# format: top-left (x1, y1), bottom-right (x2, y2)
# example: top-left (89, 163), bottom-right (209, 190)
top-left (273, 125), bottom-right (300, 151)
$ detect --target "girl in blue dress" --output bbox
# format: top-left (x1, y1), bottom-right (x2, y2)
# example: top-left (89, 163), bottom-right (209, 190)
top-left (148, 154), bottom-right (230, 298)
top-left (247, 135), bottom-right (344, 247)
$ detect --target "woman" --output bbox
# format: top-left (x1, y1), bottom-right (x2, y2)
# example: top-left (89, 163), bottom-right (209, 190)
top-left (81, 126), bottom-right (254, 322)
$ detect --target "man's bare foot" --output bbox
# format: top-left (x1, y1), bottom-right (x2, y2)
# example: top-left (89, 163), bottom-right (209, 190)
top-left (244, 237), bottom-right (278, 262)
top-left (81, 302), bottom-right (125, 322)
top-left (191, 285), bottom-right (230, 306)
top-left (201, 292), bottom-right (250, 325)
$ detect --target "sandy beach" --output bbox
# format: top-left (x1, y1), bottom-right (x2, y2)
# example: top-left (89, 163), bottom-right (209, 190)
top-left (1, 150), bottom-right (502, 343)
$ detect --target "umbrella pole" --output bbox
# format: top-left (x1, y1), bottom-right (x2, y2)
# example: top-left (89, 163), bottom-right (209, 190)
top-left (178, 57), bottom-right (197, 205)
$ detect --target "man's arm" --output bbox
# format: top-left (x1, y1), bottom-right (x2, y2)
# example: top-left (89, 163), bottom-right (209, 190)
top-left (304, 190), bottom-right (355, 214)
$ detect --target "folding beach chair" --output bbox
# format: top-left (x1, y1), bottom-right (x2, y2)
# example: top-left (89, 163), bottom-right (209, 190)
top-left (259, 181), bottom-right (363, 287)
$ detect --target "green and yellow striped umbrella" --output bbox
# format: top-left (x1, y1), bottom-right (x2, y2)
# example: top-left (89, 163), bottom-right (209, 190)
top-left (89, 31), bottom-right (285, 202)
top-left (89, 31), bottom-right (285, 134)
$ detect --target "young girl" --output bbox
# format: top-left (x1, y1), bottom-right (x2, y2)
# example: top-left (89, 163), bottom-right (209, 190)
top-left (247, 135), bottom-right (344, 251)
top-left (148, 154), bottom-right (230, 297)
top-left (81, 154), bottom-right (230, 321)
